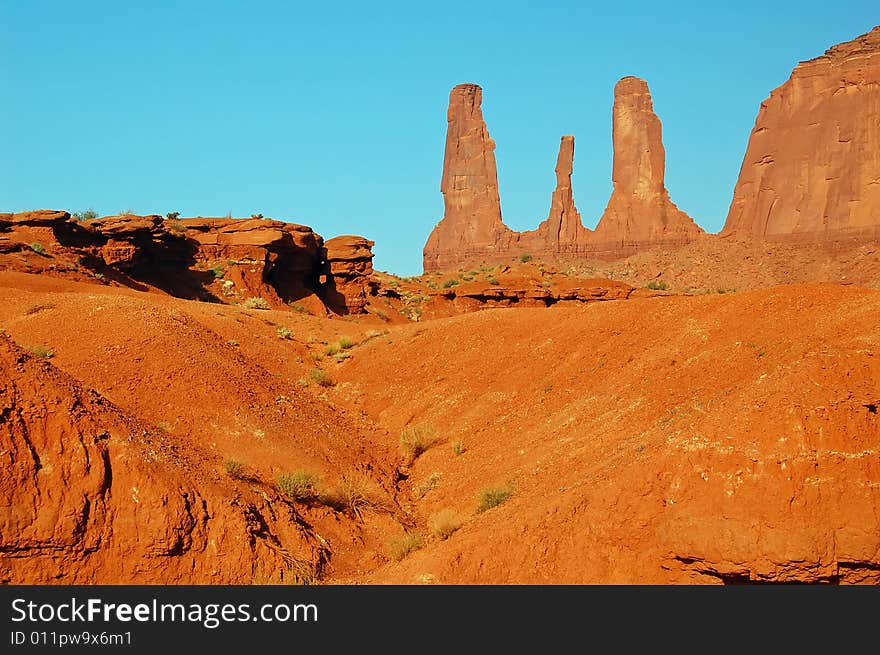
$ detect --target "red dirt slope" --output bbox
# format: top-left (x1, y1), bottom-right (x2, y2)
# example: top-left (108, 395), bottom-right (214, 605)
top-left (331, 284), bottom-right (880, 583)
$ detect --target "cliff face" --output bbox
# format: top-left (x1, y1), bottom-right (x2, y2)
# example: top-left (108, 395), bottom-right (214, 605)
top-left (723, 26), bottom-right (880, 242)
top-left (423, 84), bottom-right (515, 271)
top-left (422, 79), bottom-right (701, 272)
top-left (0, 211), bottom-right (374, 315)
top-left (591, 77), bottom-right (703, 255)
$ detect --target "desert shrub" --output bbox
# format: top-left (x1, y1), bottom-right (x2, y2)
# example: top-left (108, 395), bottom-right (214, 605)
top-left (318, 471), bottom-right (384, 517)
top-left (165, 211), bottom-right (180, 220)
top-left (243, 297), bottom-right (271, 310)
top-left (225, 459), bottom-right (248, 479)
top-left (476, 483), bottom-right (514, 513)
top-left (73, 209), bottom-right (99, 221)
top-left (30, 345), bottom-right (54, 359)
top-left (251, 213), bottom-right (264, 220)
top-left (309, 367), bottom-right (333, 387)
top-left (413, 471), bottom-right (442, 499)
top-left (338, 336), bottom-right (354, 349)
top-left (277, 326), bottom-right (294, 340)
top-left (332, 351), bottom-right (350, 363)
top-left (441, 278), bottom-right (459, 289)
top-left (399, 424), bottom-right (439, 464)
top-left (374, 310), bottom-right (390, 322)
top-left (277, 470), bottom-right (318, 501)
top-left (429, 509), bottom-right (462, 540)
top-left (486, 276), bottom-right (499, 285)
top-left (388, 533), bottom-right (423, 561)
top-left (209, 265), bottom-right (225, 279)
top-left (289, 302), bottom-right (309, 314)
top-left (323, 342), bottom-right (341, 356)
top-left (30, 243), bottom-right (45, 254)
top-left (452, 440), bottom-right (466, 456)
top-left (646, 280), bottom-right (669, 291)
top-left (519, 253), bottom-right (533, 263)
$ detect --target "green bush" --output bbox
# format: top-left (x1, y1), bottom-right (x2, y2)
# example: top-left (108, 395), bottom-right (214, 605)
top-left (276, 470), bottom-right (318, 501)
top-left (243, 297), bottom-right (271, 310)
top-left (73, 209), bottom-right (98, 221)
top-left (441, 278), bottom-right (459, 289)
top-left (519, 254), bottom-right (532, 263)
top-left (277, 326), bottom-right (294, 340)
top-left (225, 460), bottom-right (248, 479)
top-left (30, 243), bottom-right (45, 254)
top-left (309, 367), bottom-right (334, 387)
top-left (476, 483), bottom-right (514, 513)
top-left (646, 280), bottom-right (669, 291)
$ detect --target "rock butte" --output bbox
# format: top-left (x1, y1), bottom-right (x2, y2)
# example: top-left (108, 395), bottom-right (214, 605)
top-left (722, 26), bottom-right (880, 242)
top-left (423, 77), bottom-right (703, 272)
top-left (426, 25), bottom-right (880, 271)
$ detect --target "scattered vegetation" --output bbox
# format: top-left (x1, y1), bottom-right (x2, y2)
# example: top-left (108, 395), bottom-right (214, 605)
top-left (226, 339), bottom-right (239, 347)
top-left (277, 326), bottom-right (294, 340)
top-left (399, 424), bottom-right (440, 465)
top-left (29, 243), bottom-right (45, 254)
top-left (251, 213), bottom-right (264, 220)
top-left (243, 297), bottom-right (271, 310)
top-left (208, 265), bottom-right (225, 279)
top-left (167, 220), bottom-right (187, 234)
top-left (30, 345), bottom-right (54, 359)
top-left (338, 336), bottom-right (354, 349)
top-left (429, 509), bottom-right (462, 540)
top-left (486, 276), bottom-right (499, 285)
top-left (288, 302), bottom-right (310, 314)
top-left (388, 533), bottom-right (424, 561)
top-left (373, 309), bottom-right (390, 322)
top-left (476, 483), bottom-right (515, 513)
top-left (646, 279), bottom-right (669, 291)
top-left (452, 440), bottom-right (466, 456)
top-left (276, 470), bottom-right (319, 501)
top-left (165, 211), bottom-right (180, 221)
top-left (519, 253), bottom-right (533, 263)
top-left (441, 278), bottom-right (459, 289)
top-left (73, 209), bottom-right (99, 221)
top-left (309, 367), bottom-right (334, 387)
top-left (413, 471), bottom-right (442, 499)
top-left (225, 459), bottom-right (249, 480)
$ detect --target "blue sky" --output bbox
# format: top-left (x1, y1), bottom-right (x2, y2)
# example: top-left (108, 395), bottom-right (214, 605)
top-left (1, 1), bottom-right (876, 274)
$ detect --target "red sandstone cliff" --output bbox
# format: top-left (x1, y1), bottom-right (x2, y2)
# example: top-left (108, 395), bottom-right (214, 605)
top-left (722, 26), bottom-right (880, 242)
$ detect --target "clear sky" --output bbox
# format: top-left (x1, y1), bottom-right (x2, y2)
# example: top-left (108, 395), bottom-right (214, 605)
top-left (1, 1), bottom-right (876, 275)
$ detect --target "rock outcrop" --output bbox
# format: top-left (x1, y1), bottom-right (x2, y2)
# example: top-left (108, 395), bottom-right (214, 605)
top-left (722, 26), bottom-right (880, 242)
top-left (0, 211), bottom-right (369, 315)
top-left (591, 77), bottom-right (703, 255)
top-left (0, 334), bottom-right (327, 583)
top-left (423, 83), bottom-right (515, 271)
top-left (521, 136), bottom-right (592, 253)
top-left (422, 79), bottom-right (702, 272)
top-left (323, 235), bottom-right (376, 314)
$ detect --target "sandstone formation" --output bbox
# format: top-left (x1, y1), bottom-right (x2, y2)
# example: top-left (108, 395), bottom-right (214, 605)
top-left (427, 276), bottom-right (633, 313)
top-left (723, 26), bottom-right (880, 242)
top-left (423, 84), bottom-right (515, 271)
top-left (422, 79), bottom-right (702, 272)
top-left (0, 210), bottom-right (373, 315)
top-left (591, 77), bottom-right (704, 255)
top-left (521, 135), bottom-right (592, 253)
